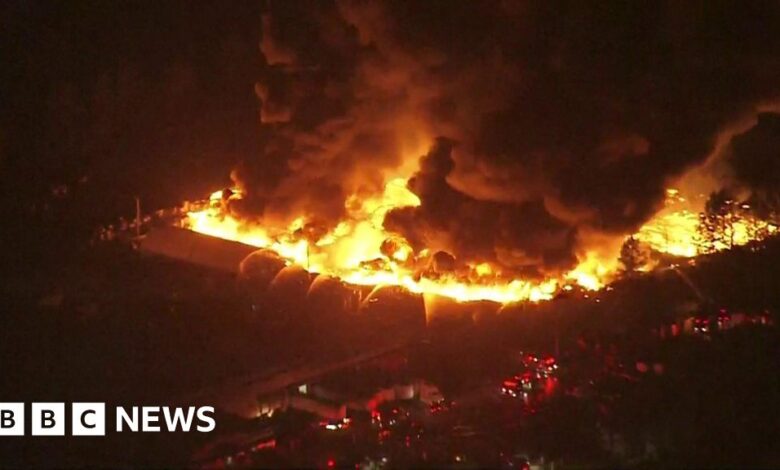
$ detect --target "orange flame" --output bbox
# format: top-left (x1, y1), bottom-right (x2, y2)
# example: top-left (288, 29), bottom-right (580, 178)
top-left (183, 180), bottom-right (772, 305)
top-left (183, 178), bottom-right (610, 304)
top-left (636, 188), bottom-right (776, 257)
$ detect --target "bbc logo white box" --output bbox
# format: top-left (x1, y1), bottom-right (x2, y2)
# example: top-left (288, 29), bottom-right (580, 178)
top-left (0, 403), bottom-right (24, 436)
top-left (72, 403), bottom-right (106, 436)
top-left (32, 403), bottom-right (65, 436)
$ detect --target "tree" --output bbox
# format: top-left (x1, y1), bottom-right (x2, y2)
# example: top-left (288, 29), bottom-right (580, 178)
top-left (748, 191), bottom-right (780, 224)
top-left (619, 236), bottom-right (648, 275)
top-left (697, 190), bottom-right (742, 253)
top-left (745, 193), bottom-right (780, 245)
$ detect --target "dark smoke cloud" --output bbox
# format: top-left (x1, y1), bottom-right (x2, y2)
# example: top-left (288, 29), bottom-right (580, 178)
top-left (385, 138), bottom-right (576, 276)
top-left (235, 0), bottom-right (780, 274)
top-left (727, 113), bottom-right (780, 204)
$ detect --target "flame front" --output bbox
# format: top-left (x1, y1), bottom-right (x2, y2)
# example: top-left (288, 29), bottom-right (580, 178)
top-left (183, 181), bottom-right (774, 305)
top-left (636, 189), bottom-right (777, 257)
top-left (183, 178), bottom-right (601, 303)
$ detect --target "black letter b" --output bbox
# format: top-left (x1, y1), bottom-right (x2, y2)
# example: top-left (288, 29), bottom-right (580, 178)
top-left (1, 410), bottom-right (14, 428)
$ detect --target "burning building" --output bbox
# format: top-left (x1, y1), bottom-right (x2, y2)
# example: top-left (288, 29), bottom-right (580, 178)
top-left (135, 1), bottom-right (780, 316)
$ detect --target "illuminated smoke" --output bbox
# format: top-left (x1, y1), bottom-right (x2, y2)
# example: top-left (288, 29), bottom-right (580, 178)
top-left (231, 0), bottom-right (780, 275)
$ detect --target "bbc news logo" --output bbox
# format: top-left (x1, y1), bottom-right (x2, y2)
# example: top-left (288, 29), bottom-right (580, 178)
top-left (0, 403), bottom-right (215, 436)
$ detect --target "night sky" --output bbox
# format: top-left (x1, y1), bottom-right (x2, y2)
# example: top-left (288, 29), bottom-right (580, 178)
top-left (2, 1), bottom-right (263, 219)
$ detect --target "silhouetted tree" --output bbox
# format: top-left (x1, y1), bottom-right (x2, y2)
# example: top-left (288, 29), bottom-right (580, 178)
top-left (743, 194), bottom-right (779, 245)
top-left (619, 236), bottom-right (648, 275)
top-left (697, 190), bottom-right (742, 253)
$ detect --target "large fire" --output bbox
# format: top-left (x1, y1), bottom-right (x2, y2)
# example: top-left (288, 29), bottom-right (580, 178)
top-left (184, 178), bottom-right (609, 303)
top-left (181, 180), bottom-right (774, 305)
top-left (636, 189), bottom-right (777, 257)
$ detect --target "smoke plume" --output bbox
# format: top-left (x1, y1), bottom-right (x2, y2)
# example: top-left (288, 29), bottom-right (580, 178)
top-left (232, 0), bottom-right (780, 275)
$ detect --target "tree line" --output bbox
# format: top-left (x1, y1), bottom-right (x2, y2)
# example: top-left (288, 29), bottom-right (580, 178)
top-left (619, 189), bottom-right (779, 275)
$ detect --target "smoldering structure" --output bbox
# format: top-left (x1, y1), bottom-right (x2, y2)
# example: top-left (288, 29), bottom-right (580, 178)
top-left (226, 0), bottom-right (780, 280)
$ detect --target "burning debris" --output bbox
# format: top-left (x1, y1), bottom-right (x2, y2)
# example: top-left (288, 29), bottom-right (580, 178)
top-left (183, 182), bottom-right (564, 303)
top-left (175, 170), bottom-right (778, 306)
